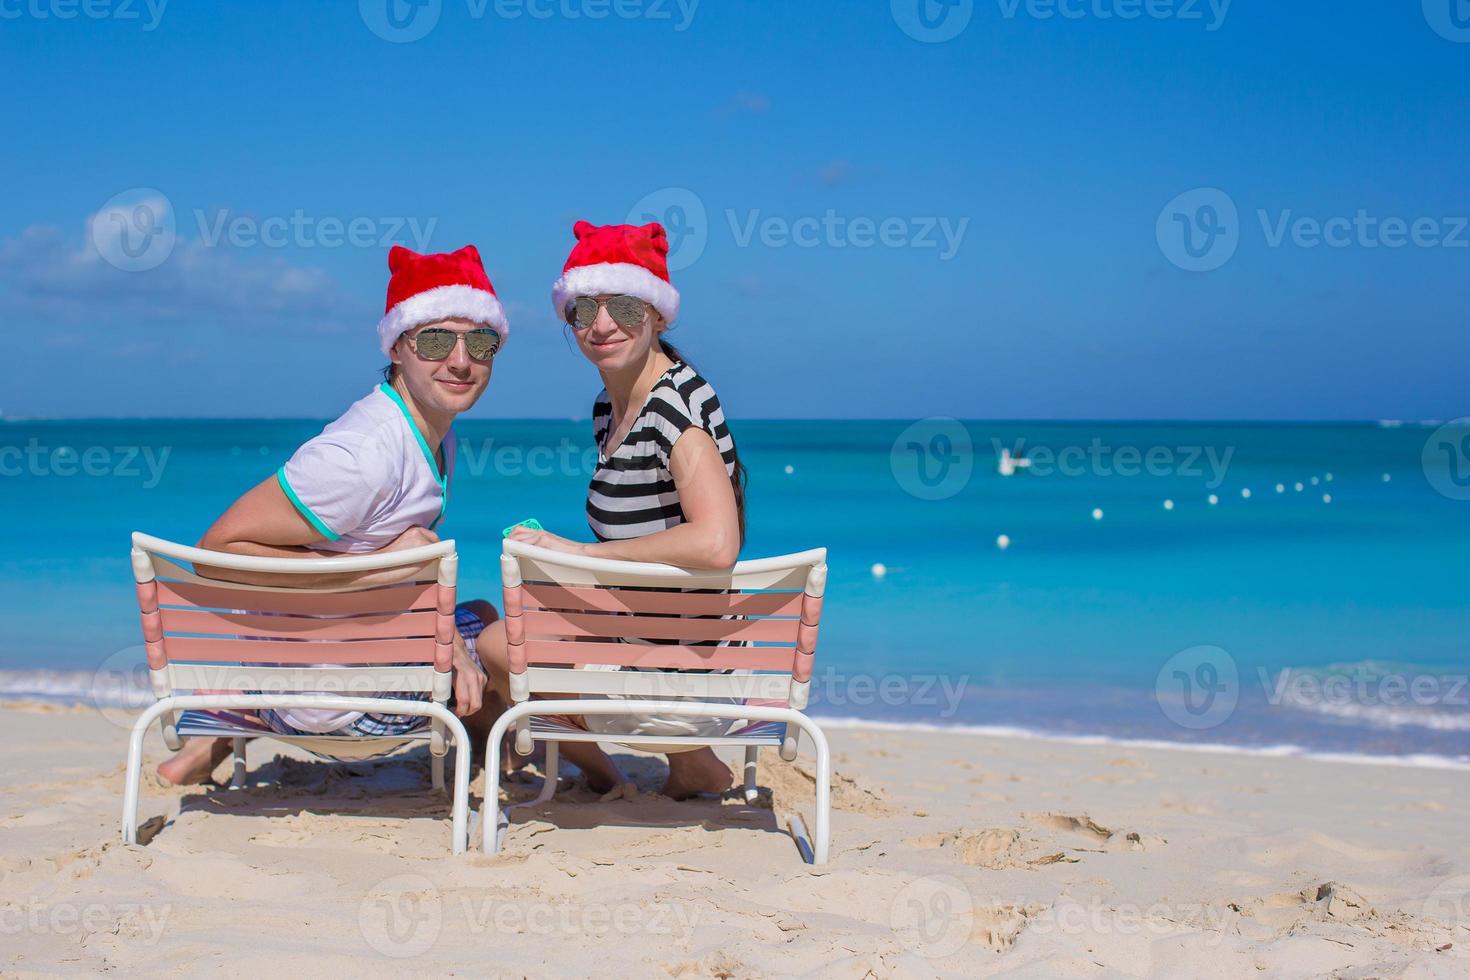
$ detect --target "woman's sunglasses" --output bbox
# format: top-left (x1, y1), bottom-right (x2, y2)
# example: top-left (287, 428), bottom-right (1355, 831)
top-left (564, 295), bottom-right (650, 330)
top-left (407, 327), bottom-right (501, 362)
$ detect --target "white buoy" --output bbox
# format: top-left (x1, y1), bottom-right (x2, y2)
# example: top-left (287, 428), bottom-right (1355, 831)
top-left (997, 449), bottom-right (1032, 477)
top-left (1325, 473), bottom-right (1334, 482)
top-left (1275, 483), bottom-right (1285, 493)
top-left (1208, 494), bottom-right (1219, 505)
top-left (1322, 494), bottom-right (1332, 504)
top-left (784, 464), bottom-right (795, 475)
top-left (870, 562), bottom-right (887, 579)
top-left (1163, 499), bottom-right (1175, 511)
top-left (1294, 482), bottom-right (1304, 492)
top-left (1310, 476), bottom-right (1319, 486)
top-left (996, 534), bottom-right (1011, 551)
top-left (1241, 488), bottom-right (1252, 499)
top-left (1091, 508), bottom-right (1104, 521)
top-left (1382, 473), bottom-right (1392, 482)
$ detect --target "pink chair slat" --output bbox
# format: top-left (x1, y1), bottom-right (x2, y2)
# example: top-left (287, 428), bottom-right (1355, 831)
top-left (800, 592), bottom-right (824, 626)
top-left (436, 583), bottom-right (456, 616)
top-left (156, 580), bottom-right (438, 616)
top-left (158, 607), bottom-right (438, 640)
top-left (792, 648), bottom-right (815, 683)
top-left (136, 579), bottom-right (166, 667)
top-left (521, 584), bottom-right (801, 618)
top-left (503, 582), bottom-right (528, 675)
top-left (522, 639), bottom-right (796, 671)
top-left (161, 636), bottom-right (438, 664)
top-left (522, 609), bottom-right (799, 644)
top-left (794, 591), bottom-right (823, 678)
top-left (135, 580), bottom-right (160, 614)
top-left (505, 611), bottom-right (526, 648)
top-left (506, 638), bottom-right (527, 675)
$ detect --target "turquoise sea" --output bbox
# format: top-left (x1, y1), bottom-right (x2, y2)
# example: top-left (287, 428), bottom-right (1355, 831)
top-left (2, 418), bottom-right (1468, 766)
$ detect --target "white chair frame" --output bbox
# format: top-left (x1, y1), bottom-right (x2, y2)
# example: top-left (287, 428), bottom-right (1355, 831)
top-left (124, 533), bottom-right (473, 853)
top-left (484, 540), bottom-right (831, 864)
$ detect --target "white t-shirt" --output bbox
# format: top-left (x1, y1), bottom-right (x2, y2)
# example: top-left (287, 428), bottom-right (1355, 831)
top-left (269, 383), bottom-right (455, 732)
top-left (277, 383), bottom-right (455, 554)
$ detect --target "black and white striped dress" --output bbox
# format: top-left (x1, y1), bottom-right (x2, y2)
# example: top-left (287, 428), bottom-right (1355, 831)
top-left (587, 362), bottom-right (738, 542)
top-left (580, 361), bottom-right (743, 742)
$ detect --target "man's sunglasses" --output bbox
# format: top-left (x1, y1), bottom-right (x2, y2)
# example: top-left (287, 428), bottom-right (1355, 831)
top-left (406, 327), bottom-right (501, 361)
top-left (564, 295), bottom-right (651, 330)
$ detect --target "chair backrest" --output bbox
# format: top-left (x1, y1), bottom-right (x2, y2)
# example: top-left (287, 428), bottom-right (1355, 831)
top-left (500, 540), bottom-right (828, 708)
top-left (130, 532), bottom-right (458, 705)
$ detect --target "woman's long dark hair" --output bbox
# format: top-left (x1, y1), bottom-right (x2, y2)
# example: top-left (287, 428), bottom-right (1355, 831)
top-left (658, 337), bottom-right (749, 549)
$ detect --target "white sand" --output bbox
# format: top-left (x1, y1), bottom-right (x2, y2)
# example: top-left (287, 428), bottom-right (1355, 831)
top-left (2, 701), bottom-right (1468, 977)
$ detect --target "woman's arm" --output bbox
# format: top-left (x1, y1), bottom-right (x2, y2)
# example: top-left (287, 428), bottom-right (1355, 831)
top-left (194, 476), bottom-right (439, 588)
top-left (510, 428), bottom-right (740, 569)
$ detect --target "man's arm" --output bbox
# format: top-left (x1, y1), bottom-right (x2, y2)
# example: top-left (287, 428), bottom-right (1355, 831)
top-left (190, 477), bottom-right (481, 714)
top-left (194, 476), bottom-right (439, 588)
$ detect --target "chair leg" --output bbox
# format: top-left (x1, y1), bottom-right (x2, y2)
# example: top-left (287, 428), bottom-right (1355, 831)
top-left (229, 738), bottom-right (248, 790)
top-left (508, 742), bottom-right (559, 813)
top-left (432, 750), bottom-right (446, 793)
top-left (447, 721), bottom-right (470, 855)
top-left (811, 729), bottom-right (831, 865)
top-left (122, 711), bottom-right (150, 844)
top-left (780, 729), bottom-right (800, 762)
top-left (483, 720), bottom-right (506, 854)
top-left (743, 745), bottom-right (759, 803)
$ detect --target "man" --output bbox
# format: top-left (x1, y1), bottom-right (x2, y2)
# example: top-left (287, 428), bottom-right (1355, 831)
top-left (157, 244), bottom-right (508, 785)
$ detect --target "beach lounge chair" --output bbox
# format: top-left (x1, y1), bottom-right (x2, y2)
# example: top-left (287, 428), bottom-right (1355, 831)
top-left (122, 532), bottom-right (473, 853)
top-left (484, 540), bottom-right (832, 864)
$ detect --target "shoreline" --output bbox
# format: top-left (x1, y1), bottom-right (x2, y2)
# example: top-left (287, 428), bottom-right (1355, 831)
top-left (6, 683), bottom-right (1470, 773)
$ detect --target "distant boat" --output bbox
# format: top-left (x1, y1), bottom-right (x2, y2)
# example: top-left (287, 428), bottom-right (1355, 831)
top-left (998, 448), bottom-right (1033, 476)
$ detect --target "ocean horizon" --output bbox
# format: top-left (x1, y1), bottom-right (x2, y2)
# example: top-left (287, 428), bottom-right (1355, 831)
top-left (3, 416), bottom-right (1467, 768)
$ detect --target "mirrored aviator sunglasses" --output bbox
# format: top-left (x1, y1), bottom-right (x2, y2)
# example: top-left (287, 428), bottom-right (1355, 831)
top-left (411, 327), bottom-right (501, 361)
top-left (566, 295), bottom-right (650, 329)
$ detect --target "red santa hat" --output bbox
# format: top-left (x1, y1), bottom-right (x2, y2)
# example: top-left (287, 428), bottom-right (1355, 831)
top-left (551, 221), bottom-right (680, 325)
top-left (377, 244), bottom-right (508, 356)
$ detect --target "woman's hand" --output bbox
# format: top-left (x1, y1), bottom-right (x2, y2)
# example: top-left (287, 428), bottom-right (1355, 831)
top-left (507, 525), bottom-right (588, 555)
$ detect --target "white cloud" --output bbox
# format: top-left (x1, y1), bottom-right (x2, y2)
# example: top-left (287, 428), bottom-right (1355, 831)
top-left (714, 91), bottom-right (772, 119)
top-left (0, 206), bottom-right (364, 330)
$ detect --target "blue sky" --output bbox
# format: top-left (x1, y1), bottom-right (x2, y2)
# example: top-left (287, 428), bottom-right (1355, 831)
top-left (1, 0), bottom-right (1466, 420)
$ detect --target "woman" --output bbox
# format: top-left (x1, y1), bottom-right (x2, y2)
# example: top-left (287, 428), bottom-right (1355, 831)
top-left (477, 220), bottom-right (749, 799)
